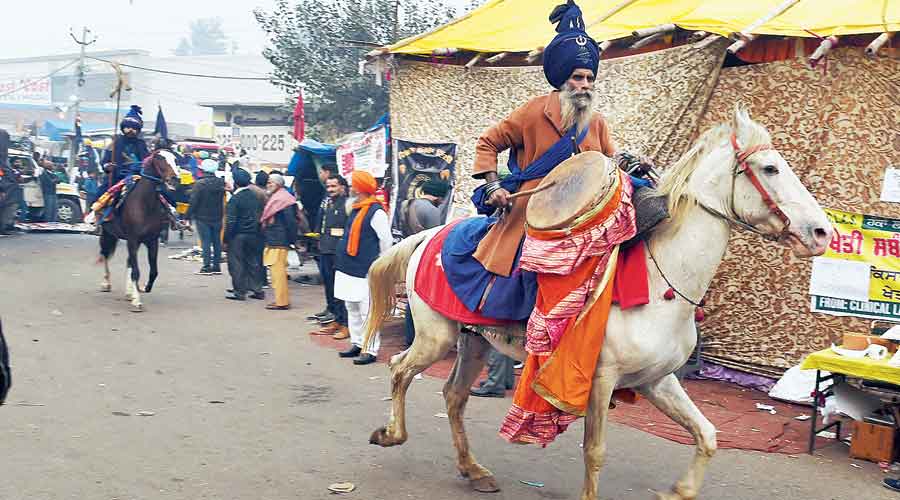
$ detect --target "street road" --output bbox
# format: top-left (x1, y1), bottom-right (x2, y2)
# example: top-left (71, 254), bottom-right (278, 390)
top-left (0, 232), bottom-right (894, 500)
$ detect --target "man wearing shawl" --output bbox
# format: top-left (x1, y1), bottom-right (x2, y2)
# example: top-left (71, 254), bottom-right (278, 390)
top-left (261, 173), bottom-right (298, 310)
top-left (334, 170), bottom-right (393, 365)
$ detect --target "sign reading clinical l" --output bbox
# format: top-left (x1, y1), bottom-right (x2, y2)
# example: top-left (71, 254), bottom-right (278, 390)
top-left (810, 208), bottom-right (900, 321)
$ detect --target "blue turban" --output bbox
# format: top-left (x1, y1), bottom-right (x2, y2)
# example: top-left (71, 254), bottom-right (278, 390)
top-left (233, 168), bottom-right (251, 187)
top-left (542, 0), bottom-right (600, 89)
top-left (120, 105), bottom-right (143, 132)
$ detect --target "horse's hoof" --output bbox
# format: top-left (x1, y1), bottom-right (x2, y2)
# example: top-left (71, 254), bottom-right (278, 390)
top-left (654, 489), bottom-right (692, 500)
top-left (99, 284), bottom-right (111, 292)
top-left (130, 305), bottom-right (143, 313)
top-left (143, 286), bottom-right (152, 293)
top-left (369, 427), bottom-right (394, 447)
top-left (470, 475), bottom-right (500, 493)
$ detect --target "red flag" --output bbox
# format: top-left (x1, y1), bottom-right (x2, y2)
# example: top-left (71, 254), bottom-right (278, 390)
top-left (292, 90), bottom-right (305, 142)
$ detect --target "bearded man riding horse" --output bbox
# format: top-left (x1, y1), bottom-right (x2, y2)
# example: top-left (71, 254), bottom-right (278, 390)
top-left (361, 1), bottom-right (833, 499)
top-left (88, 105), bottom-right (184, 311)
top-left (89, 105), bottom-right (180, 226)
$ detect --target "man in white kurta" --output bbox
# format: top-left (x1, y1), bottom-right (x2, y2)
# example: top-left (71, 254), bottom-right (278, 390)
top-left (334, 170), bottom-right (392, 365)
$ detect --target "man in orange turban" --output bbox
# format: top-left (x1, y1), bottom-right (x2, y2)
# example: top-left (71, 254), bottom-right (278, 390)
top-left (333, 170), bottom-right (393, 365)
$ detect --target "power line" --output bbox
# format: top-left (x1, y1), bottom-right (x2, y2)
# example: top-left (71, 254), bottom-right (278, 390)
top-left (0, 59), bottom-right (78, 99)
top-left (87, 56), bottom-right (272, 81)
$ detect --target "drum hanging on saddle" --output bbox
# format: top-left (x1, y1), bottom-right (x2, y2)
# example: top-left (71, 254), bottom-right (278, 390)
top-left (525, 151), bottom-right (621, 235)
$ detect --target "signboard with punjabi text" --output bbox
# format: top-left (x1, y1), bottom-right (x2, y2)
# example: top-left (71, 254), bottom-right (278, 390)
top-left (810, 208), bottom-right (900, 321)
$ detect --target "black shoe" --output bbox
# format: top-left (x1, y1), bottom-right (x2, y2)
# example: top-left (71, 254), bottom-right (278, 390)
top-left (307, 309), bottom-right (329, 321)
top-left (318, 312), bottom-right (336, 325)
top-left (226, 291), bottom-right (246, 301)
top-left (339, 346), bottom-right (362, 358)
top-left (250, 291), bottom-right (265, 300)
top-left (469, 386), bottom-right (506, 398)
top-left (195, 267), bottom-right (212, 275)
top-left (884, 478), bottom-right (900, 492)
top-left (211, 267), bottom-right (222, 275)
top-left (353, 353), bottom-right (377, 365)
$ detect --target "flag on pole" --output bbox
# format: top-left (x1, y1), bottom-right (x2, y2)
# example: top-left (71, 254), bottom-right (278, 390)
top-left (73, 115), bottom-right (83, 157)
top-left (152, 105), bottom-right (168, 139)
top-left (292, 90), bottom-right (305, 142)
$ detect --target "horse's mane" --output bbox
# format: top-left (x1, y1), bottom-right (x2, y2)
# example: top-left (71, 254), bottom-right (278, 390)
top-left (653, 108), bottom-right (772, 224)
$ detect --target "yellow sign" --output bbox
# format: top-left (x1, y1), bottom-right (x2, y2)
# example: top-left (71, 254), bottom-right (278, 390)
top-left (824, 208), bottom-right (900, 304)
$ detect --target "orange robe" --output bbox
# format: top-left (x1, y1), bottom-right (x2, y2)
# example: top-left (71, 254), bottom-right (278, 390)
top-left (472, 91), bottom-right (616, 277)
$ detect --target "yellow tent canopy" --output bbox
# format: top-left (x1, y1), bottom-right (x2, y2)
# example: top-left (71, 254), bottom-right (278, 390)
top-left (386, 0), bottom-right (899, 55)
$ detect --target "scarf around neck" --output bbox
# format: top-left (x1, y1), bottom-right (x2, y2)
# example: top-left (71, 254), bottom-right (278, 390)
top-left (346, 196), bottom-right (382, 257)
top-left (260, 188), bottom-right (296, 227)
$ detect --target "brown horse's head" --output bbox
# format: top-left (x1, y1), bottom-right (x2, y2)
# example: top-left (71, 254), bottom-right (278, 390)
top-left (145, 150), bottom-right (179, 190)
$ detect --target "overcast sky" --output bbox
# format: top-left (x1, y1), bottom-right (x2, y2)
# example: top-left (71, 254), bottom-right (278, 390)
top-left (0, 0), bottom-right (469, 62)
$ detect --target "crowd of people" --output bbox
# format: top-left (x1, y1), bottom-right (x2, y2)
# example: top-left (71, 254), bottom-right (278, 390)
top-left (0, 129), bottom-right (80, 232)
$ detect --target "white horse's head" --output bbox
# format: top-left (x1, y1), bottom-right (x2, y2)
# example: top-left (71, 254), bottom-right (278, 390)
top-left (657, 107), bottom-right (833, 257)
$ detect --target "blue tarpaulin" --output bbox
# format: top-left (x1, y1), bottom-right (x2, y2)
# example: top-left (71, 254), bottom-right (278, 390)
top-left (287, 138), bottom-right (338, 225)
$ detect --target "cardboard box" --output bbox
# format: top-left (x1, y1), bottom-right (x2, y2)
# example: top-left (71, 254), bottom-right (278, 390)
top-left (850, 420), bottom-right (897, 463)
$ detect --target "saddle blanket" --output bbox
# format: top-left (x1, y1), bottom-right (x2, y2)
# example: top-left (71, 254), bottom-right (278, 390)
top-left (413, 221), bottom-right (650, 327)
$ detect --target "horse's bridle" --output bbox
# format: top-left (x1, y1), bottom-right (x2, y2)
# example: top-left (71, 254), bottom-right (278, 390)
top-left (141, 151), bottom-right (167, 183)
top-left (697, 133), bottom-right (792, 243)
top-left (648, 132), bottom-right (795, 307)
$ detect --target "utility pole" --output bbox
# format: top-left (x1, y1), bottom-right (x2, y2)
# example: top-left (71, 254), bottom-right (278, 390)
top-left (68, 27), bottom-right (96, 170)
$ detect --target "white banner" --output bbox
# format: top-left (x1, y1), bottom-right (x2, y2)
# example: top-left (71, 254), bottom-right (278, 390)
top-left (336, 126), bottom-right (388, 179)
top-left (0, 77), bottom-right (50, 105)
top-left (217, 125), bottom-right (293, 165)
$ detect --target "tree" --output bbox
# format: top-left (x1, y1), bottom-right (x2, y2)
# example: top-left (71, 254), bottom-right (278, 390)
top-left (174, 17), bottom-right (229, 56)
top-left (255, 0), bottom-right (457, 137)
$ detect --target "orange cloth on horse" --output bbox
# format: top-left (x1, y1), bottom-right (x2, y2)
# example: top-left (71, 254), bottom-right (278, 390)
top-left (471, 91), bottom-right (616, 277)
top-left (499, 173), bottom-right (636, 446)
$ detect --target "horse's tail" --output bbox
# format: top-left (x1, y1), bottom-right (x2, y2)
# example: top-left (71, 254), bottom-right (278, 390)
top-left (363, 228), bottom-right (435, 351)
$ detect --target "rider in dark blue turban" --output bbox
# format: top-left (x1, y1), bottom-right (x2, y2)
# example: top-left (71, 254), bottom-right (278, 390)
top-left (542, 0), bottom-right (600, 89)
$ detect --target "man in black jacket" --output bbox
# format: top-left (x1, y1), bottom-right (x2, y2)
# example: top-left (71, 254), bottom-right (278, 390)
top-left (36, 153), bottom-right (59, 223)
top-left (186, 160), bottom-right (226, 275)
top-left (224, 169), bottom-right (265, 301)
top-left (310, 175), bottom-right (349, 339)
top-left (0, 129), bottom-right (22, 234)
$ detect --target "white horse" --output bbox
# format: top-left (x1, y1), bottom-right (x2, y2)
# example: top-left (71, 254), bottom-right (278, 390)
top-left (362, 109), bottom-right (833, 500)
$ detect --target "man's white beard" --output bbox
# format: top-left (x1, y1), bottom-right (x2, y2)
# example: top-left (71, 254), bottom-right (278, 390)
top-left (559, 84), bottom-right (597, 133)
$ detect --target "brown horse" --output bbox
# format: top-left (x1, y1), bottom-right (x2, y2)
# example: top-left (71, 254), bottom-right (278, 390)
top-left (98, 150), bottom-right (178, 311)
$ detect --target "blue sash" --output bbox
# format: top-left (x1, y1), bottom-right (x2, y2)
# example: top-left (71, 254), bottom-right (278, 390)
top-left (471, 125), bottom-right (589, 215)
top-left (442, 126), bottom-right (588, 321)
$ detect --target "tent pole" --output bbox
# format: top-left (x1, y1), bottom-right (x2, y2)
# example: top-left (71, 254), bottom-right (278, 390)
top-left (739, 0), bottom-right (803, 38)
top-left (586, 0), bottom-right (640, 28)
top-left (866, 32), bottom-right (894, 57)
